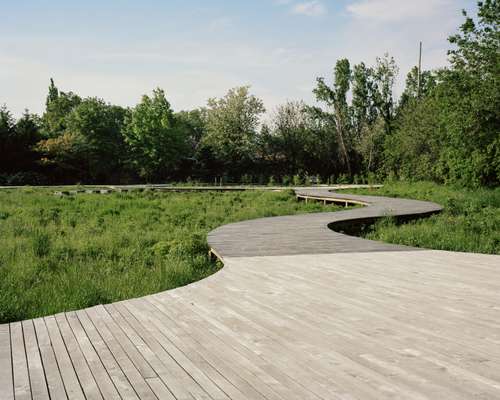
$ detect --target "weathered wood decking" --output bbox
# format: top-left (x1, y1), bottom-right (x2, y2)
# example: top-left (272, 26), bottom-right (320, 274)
top-left (1, 187), bottom-right (499, 399)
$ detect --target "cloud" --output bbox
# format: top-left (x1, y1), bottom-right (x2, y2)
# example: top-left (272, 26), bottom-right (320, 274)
top-left (292, 1), bottom-right (327, 17)
top-left (347, 0), bottom-right (453, 22)
top-left (208, 17), bottom-right (233, 32)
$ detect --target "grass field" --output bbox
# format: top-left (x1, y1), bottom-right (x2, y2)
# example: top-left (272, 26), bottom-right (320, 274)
top-left (345, 182), bottom-right (500, 255)
top-left (0, 189), bottom-right (339, 323)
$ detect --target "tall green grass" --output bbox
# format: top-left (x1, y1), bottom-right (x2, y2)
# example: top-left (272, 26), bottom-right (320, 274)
top-left (346, 182), bottom-right (500, 254)
top-left (0, 189), bottom-right (337, 323)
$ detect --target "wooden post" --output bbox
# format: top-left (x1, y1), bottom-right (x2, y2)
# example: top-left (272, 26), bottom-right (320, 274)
top-left (417, 41), bottom-right (422, 98)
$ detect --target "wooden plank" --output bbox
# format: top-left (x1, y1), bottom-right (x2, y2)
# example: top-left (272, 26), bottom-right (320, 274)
top-left (162, 290), bottom-right (383, 400)
top-left (0, 324), bottom-right (14, 400)
top-left (54, 313), bottom-right (103, 400)
top-left (44, 316), bottom-right (86, 400)
top-left (122, 299), bottom-right (232, 400)
top-left (32, 318), bottom-right (68, 400)
top-left (22, 320), bottom-right (49, 400)
top-left (145, 378), bottom-right (176, 400)
top-left (82, 307), bottom-right (158, 400)
top-left (74, 309), bottom-right (139, 400)
top-left (130, 298), bottom-right (261, 400)
top-left (65, 311), bottom-right (121, 400)
top-left (90, 305), bottom-right (157, 381)
top-left (99, 303), bottom-right (188, 398)
top-left (105, 303), bottom-right (200, 400)
top-left (145, 296), bottom-right (292, 400)
top-left (10, 322), bottom-right (31, 400)
top-left (142, 296), bottom-right (320, 400)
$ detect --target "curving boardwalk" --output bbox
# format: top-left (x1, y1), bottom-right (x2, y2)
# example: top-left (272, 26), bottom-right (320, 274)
top-left (1, 188), bottom-right (499, 400)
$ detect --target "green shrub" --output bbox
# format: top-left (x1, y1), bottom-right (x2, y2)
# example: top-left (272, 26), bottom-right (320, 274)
top-left (293, 175), bottom-right (303, 186)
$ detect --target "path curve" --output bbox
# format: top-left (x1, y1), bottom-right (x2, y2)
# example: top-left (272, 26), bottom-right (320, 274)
top-left (1, 187), bottom-right (499, 400)
top-left (208, 187), bottom-right (443, 258)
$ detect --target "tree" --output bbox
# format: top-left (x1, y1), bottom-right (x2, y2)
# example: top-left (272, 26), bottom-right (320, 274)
top-left (372, 54), bottom-right (399, 134)
top-left (383, 1), bottom-right (499, 186)
top-left (65, 98), bottom-right (128, 181)
top-left (35, 132), bottom-right (88, 178)
top-left (176, 109), bottom-right (207, 156)
top-left (398, 67), bottom-right (437, 109)
top-left (123, 88), bottom-right (187, 181)
top-left (446, 0), bottom-right (499, 183)
top-left (12, 111), bottom-right (42, 172)
top-left (314, 59), bottom-right (353, 176)
top-left (357, 117), bottom-right (387, 174)
top-left (0, 105), bottom-right (16, 173)
top-left (41, 79), bottom-right (81, 138)
top-left (202, 86), bottom-right (265, 179)
top-left (384, 96), bottom-right (443, 181)
top-left (352, 62), bottom-right (373, 138)
top-left (267, 101), bottom-right (311, 175)
top-left (448, 0), bottom-right (499, 77)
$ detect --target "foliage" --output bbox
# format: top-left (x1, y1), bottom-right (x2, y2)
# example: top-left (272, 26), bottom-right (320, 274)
top-left (0, 106), bottom-right (43, 176)
top-left (123, 88), bottom-right (188, 181)
top-left (42, 78), bottom-right (82, 138)
top-left (371, 54), bottom-right (399, 133)
top-left (66, 98), bottom-right (128, 180)
top-left (263, 101), bottom-right (314, 175)
top-left (0, 189), bottom-right (340, 322)
top-left (398, 66), bottom-right (437, 109)
top-left (313, 58), bottom-right (353, 175)
top-left (176, 108), bottom-right (207, 155)
top-left (385, 1), bottom-right (499, 186)
top-left (313, 54), bottom-right (399, 177)
top-left (202, 86), bottom-right (265, 179)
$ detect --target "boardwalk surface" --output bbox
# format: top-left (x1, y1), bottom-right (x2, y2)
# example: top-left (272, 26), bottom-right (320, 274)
top-left (1, 187), bottom-right (499, 399)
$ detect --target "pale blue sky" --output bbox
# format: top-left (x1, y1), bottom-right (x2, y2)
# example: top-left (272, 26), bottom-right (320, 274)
top-left (1, 0), bottom-right (476, 116)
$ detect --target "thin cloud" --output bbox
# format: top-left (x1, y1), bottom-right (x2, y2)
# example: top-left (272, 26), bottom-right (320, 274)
top-left (292, 1), bottom-right (327, 17)
top-left (208, 17), bottom-right (233, 32)
top-left (347, 0), bottom-right (453, 22)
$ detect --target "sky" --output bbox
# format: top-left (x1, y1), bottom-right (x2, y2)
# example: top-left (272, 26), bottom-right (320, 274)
top-left (1, 0), bottom-right (477, 117)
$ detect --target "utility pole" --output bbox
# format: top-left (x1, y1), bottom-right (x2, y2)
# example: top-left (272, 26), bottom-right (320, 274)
top-left (417, 41), bottom-right (423, 98)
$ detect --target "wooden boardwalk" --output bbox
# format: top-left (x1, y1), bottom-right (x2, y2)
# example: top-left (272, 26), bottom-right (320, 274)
top-left (1, 188), bottom-right (499, 399)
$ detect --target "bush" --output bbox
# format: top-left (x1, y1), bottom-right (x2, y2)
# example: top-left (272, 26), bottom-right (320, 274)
top-left (293, 175), bottom-right (303, 186)
top-left (5, 172), bottom-right (49, 186)
top-left (282, 175), bottom-right (292, 186)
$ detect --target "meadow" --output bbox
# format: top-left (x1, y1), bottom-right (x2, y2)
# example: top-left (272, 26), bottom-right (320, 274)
top-left (346, 182), bottom-right (500, 255)
top-left (0, 189), bottom-right (339, 323)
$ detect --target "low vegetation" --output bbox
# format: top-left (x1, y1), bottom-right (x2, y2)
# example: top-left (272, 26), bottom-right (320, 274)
top-left (0, 189), bottom-right (339, 323)
top-left (346, 182), bottom-right (500, 254)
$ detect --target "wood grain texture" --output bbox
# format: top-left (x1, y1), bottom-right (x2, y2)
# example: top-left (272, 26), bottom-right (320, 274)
top-left (1, 187), bottom-right (499, 399)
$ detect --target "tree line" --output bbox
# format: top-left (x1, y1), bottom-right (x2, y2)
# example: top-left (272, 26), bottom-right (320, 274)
top-left (1, 1), bottom-right (498, 187)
